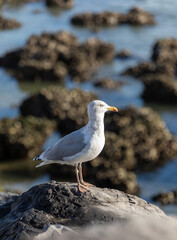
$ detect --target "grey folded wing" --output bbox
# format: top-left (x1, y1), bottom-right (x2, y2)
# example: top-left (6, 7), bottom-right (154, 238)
top-left (40, 129), bottom-right (87, 161)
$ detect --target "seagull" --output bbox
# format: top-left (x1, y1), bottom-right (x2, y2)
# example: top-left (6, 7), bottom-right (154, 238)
top-left (33, 100), bottom-right (118, 192)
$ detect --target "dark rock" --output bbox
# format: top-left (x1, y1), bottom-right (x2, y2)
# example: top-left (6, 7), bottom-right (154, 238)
top-left (124, 6), bottom-right (155, 25)
top-left (94, 78), bottom-right (125, 89)
top-left (104, 106), bottom-right (177, 171)
top-left (0, 31), bottom-right (114, 82)
top-left (0, 116), bottom-right (56, 160)
top-left (115, 49), bottom-right (132, 59)
top-left (0, 14), bottom-right (21, 30)
top-left (152, 189), bottom-right (177, 205)
top-left (123, 61), bottom-right (175, 82)
top-left (0, 181), bottom-right (166, 240)
top-left (20, 87), bottom-right (97, 134)
top-left (152, 38), bottom-right (177, 67)
top-left (142, 78), bottom-right (177, 104)
top-left (71, 7), bottom-right (155, 27)
top-left (46, 0), bottom-right (74, 8)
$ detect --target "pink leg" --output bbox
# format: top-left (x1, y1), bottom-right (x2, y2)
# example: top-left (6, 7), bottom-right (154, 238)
top-left (75, 164), bottom-right (88, 192)
top-left (78, 163), bottom-right (95, 187)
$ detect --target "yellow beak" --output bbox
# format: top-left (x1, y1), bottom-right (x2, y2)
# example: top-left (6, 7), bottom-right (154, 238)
top-left (107, 106), bottom-right (118, 112)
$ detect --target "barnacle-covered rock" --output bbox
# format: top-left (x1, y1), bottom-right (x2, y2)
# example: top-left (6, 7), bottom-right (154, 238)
top-left (71, 7), bottom-right (155, 27)
top-left (0, 116), bottom-right (56, 160)
top-left (152, 189), bottom-right (177, 205)
top-left (94, 78), bottom-right (125, 89)
top-left (0, 31), bottom-right (114, 82)
top-left (0, 14), bottom-right (21, 30)
top-left (105, 106), bottom-right (177, 171)
top-left (20, 87), bottom-right (97, 134)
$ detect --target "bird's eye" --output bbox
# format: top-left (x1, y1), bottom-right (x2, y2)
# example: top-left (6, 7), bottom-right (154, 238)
top-left (99, 104), bottom-right (104, 107)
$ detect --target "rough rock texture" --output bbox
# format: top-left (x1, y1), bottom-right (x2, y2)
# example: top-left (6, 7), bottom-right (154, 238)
top-left (104, 107), bottom-right (177, 171)
top-left (152, 38), bottom-right (177, 67)
top-left (46, 0), bottom-right (73, 8)
top-left (0, 14), bottom-right (21, 30)
top-left (152, 189), bottom-right (177, 205)
top-left (71, 7), bottom-right (155, 27)
top-left (94, 78), bottom-right (125, 89)
top-left (20, 87), bottom-right (97, 134)
top-left (0, 31), bottom-right (114, 82)
top-left (0, 116), bottom-right (56, 160)
top-left (0, 181), bottom-right (167, 240)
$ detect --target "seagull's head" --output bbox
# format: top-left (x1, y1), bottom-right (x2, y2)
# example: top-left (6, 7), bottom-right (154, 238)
top-left (88, 100), bottom-right (118, 117)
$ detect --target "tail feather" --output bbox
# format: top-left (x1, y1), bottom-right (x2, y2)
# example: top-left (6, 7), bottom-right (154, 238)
top-left (33, 155), bottom-right (40, 161)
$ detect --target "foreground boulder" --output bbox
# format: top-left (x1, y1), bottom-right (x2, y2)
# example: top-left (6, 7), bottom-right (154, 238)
top-left (0, 116), bottom-right (55, 160)
top-left (0, 14), bottom-right (21, 30)
top-left (0, 181), bottom-right (167, 240)
top-left (0, 31), bottom-right (114, 82)
top-left (71, 7), bottom-right (155, 27)
top-left (20, 87), bottom-right (96, 134)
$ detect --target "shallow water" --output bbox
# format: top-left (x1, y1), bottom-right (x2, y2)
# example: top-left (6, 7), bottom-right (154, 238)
top-left (0, 0), bottom-right (177, 215)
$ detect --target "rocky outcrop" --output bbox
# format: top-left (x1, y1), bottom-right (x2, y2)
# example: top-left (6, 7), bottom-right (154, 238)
top-left (20, 87), bottom-right (96, 134)
top-left (71, 7), bottom-right (155, 27)
top-left (0, 192), bottom-right (18, 205)
top-left (123, 61), bottom-right (177, 104)
top-left (0, 31), bottom-right (114, 82)
top-left (45, 0), bottom-right (74, 8)
top-left (142, 78), bottom-right (177, 104)
top-left (0, 14), bottom-right (21, 30)
top-left (94, 78), bottom-right (125, 89)
top-left (0, 181), bottom-right (167, 240)
top-left (152, 38), bottom-right (177, 67)
top-left (152, 189), bottom-right (177, 205)
top-left (123, 62), bottom-right (175, 82)
top-left (0, 116), bottom-right (56, 160)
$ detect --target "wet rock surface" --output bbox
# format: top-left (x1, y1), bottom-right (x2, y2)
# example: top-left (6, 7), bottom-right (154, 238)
top-left (152, 189), bottom-right (177, 205)
top-left (0, 181), bottom-right (167, 240)
top-left (0, 116), bottom-right (56, 160)
top-left (20, 87), bottom-right (97, 134)
top-left (0, 31), bottom-right (114, 82)
top-left (46, 0), bottom-right (74, 8)
top-left (0, 14), bottom-right (21, 30)
top-left (94, 78), bottom-right (125, 89)
top-left (0, 192), bottom-right (19, 205)
top-left (71, 7), bottom-right (155, 27)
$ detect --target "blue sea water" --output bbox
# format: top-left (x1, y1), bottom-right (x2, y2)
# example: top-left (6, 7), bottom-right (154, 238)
top-left (0, 0), bottom-right (177, 215)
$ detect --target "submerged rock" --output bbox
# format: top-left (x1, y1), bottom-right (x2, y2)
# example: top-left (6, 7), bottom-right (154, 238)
top-left (46, 0), bottom-right (74, 8)
top-left (71, 7), bottom-right (155, 27)
top-left (152, 189), bottom-right (177, 205)
top-left (115, 49), bottom-right (132, 59)
top-left (0, 181), bottom-right (166, 240)
top-left (0, 14), bottom-right (21, 30)
top-left (20, 87), bottom-right (97, 134)
top-left (0, 116), bottom-right (56, 160)
top-left (0, 31), bottom-right (114, 82)
top-left (94, 78), bottom-right (125, 89)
